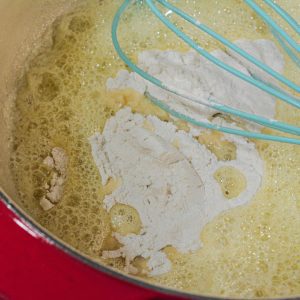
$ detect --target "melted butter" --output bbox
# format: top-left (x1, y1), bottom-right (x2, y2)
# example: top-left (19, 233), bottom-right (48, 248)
top-left (214, 166), bottom-right (247, 199)
top-left (198, 131), bottom-right (237, 161)
top-left (109, 203), bottom-right (142, 236)
top-left (10, 0), bottom-right (300, 298)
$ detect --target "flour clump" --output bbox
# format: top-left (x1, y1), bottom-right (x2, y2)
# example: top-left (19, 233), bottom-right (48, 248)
top-left (40, 147), bottom-right (68, 211)
top-left (107, 39), bottom-right (284, 121)
top-left (89, 108), bottom-right (263, 276)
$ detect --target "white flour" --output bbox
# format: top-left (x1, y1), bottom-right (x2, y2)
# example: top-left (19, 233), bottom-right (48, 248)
top-left (89, 39), bottom-right (284, 275)
top-left (89, 109), bottom-right (263, 276)
top-left (107, 39), bottom-right (284, 122)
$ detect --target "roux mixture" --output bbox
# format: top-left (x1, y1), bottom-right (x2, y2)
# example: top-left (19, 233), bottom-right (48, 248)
top-left (10, 0), bottom-right (300, 298)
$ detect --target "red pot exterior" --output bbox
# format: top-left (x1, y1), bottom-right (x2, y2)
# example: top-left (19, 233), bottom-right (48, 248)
top-left (0, 197), bottom-right (183, 300)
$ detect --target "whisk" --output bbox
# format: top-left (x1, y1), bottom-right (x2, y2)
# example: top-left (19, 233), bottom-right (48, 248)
top-left (112, 0), bottom-right (300, 145)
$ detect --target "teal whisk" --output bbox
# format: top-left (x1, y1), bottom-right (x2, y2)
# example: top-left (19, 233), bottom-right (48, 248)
top-left (112, 0), bottom-right (300, 145)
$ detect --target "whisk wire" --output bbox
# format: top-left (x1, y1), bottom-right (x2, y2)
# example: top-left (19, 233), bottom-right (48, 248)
top-left (155, 0), bottom-right (300, 93)
top-left (146, 0), bottom-right (300, 107)
top-left (272, 28), bottom-right (300, 68)
top-left (148, 93), bottom-right (300, 145)
top-left (263, 0), bottom-right (300, 35)
top-left (245, 0), bottom-right (300, 67)
top-left (112, 0), bottom-right (300, 145)
top-left (245, 0), bottom-right (300, 52)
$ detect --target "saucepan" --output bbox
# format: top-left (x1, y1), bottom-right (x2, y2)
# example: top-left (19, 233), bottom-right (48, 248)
top-left (0, 1), bottom-right (298, 300)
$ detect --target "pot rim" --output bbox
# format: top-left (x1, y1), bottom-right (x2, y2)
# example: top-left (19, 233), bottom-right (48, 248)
top-left (0, 189), bottom-right (297, 300)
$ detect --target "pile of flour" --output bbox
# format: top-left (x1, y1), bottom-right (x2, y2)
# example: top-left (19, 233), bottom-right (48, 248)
top-left (89, 39), bottom-right (284, 275)
top-left (107, 39), bottom-right (284, 121)
top-left (89, 109), bottom-right (263, 275)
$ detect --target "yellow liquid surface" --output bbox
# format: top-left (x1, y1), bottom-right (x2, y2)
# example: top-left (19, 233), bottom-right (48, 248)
top-left (10, 0), bottom-right (300, 298)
